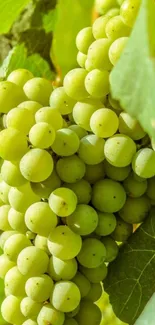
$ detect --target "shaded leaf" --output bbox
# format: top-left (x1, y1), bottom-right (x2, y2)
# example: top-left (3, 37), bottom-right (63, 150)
top-left (25, 53), bottom-right (55, 79)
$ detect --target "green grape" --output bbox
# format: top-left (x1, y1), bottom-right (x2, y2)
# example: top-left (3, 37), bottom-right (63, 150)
top-left (123, 173), bottom-right (147, 197)
top-left (77, 52), bottom-right (87, 68)
top-left (7, 68), bottom-right (34, 87)
top-left (68, 124), bottom-right (88, 139)
top-left (85, 282), bottom-right (102, 302)
top-left (4, 233), bottom-right (31, 262)
top-left (22, 321), bottom-right (38, 325)
top-left (72, 271), bottom-right (91, 298)
top-left (111, 217), bottom-right (133, 242)
top-left (132, 171), bottom-right (146, 183)
top-left (73, 98), bottom-right (103, 131)
top-left (6, 107), bottom-right (35, 134)
top-left (117, 0), bottom-right (124, 4)
top-left (105, 15), bottom-right (131, 40)
top-left (0, 204), bottom-right (11, 231)
top-left (56, 155), bottom-right (85, 183)
top-left (95, 211), bottom-right (116, 236)
top-left (48, 225), bottom-right (82, 259)
top-left (120, 0), bottom-right (141, 27)
top-left (49, 187), bottom-right (77, 217)
top-left (75, 300), bottom-right (102, 325)
top-left (0, 180), bottom-right (11, 203)
top-left (104, 134), bottom-right (136, 167)
top-left (132, 148), bottom-right (155, 178)
top-left (64, 179), bottom-right (92, 204)
top-left (87, 39), bottom-right (112, 71)
top-left (8, 182), bottom-right (40, 213)
top-left (25, 274), bottom-right (53, 302)
top-left (0, 81), bottom-right (27, 113)
top-left (34, 234), bottom-right (50, 255)
top-left (17, 246), bottom-right (49, 276)
top-left (1, 160), bottom-right (26, 187)
top-left (23, 77), bottom-right (53, 106)
top-left (25, 201), bottom-right (57, 237)
top-left (109, 37), bottom-right (128, 65)
top-left (81, 262), bottom-right (108, 283)
top-left (0, 128), bottom-right (28, 161)
top-left (26, 230), bottom-right (36, 240)
top-left (77, 238), bottom-right (106, 268)
top-left (1, 295), bottom-right (26, 325)
top-left (8, 208), bottom-right (28, 233)
top-left (92, 16), bottom-right (110, 39)
top-left (20, 297), bottom-right (42, 318)
top-left (29, 122), bottom-right (55, 148)
top-left (76, 27), bottom-right (94, 54)
top-left (95, 0), bottom-right (118, 14)
top-left (119, 195), bottom-right (151, 224)
top-left (63, 68), bottom-right (88, 100)
top-left (49, 86), bottom-right (76, 115)
top-left (106, 7), bottom-right (120, 17)
top-left (50, 281), bottom-right (81, 313)
top-left (48, 255), bottom-right (77, 281)
top-left (119, 112), bottom-right (146, 140)
top-left (51, 128), bottom-right (80, 156)
top-left (146, 177), bottom-right (155, 200)
top-left (101, 236), bottom-right (119, 262)
top-left (84, 163), bottom-right (105, 184)
top-left (31, 168), bottom-right (61, 199)
top-left (37, 303), bottom-right (65, 325)
top-left (85, 70), bottom-right (110, 98)
top-left (67, 204), bottom-right (98, 236)
top-left (108, 94), bottom-right (122, 110)
top-left (104, 160), bottom-right (131, 181)
top-left (0, 230), bottom-right (18, 249)
top-left (66, 305), bottom-right (80, 318)
top-left (92, 179), bottom-right (126, 213)
top-left (5, 265), bottom-right (28, 296)
top-left (0, 254), bottom-right (15, 279)
top-left (20, 148), bottom-right (53, 182)
top-left (18, 100), bottom-right (42, 114)
top-left (35, 106), bottom-right (63, 130)
top-left (90, 108), bottom-right (119, 137)
top-left (63, 318), bottom-right (78, 325)
top-left (78, 134), bottom-right (105, 165)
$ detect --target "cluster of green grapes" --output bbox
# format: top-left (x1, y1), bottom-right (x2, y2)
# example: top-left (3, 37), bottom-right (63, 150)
top-left (0, 0), bottom-right (152, 325)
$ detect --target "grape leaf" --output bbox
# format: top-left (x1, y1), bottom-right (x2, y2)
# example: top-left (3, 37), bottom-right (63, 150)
top-left (110, 0), bottom-right (155, 139)
top-left (134, 293), bottom-right (155, 325)
top-left (104, 208), bottom-right (155, 324)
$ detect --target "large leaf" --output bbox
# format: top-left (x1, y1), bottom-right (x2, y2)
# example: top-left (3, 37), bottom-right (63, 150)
top-left (104, 208), bottom-right (155, 325)
top-left (110, 0), bottom-right (155, 139)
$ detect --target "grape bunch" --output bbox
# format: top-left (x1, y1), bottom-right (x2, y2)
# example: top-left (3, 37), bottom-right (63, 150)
top-left (0, 0), bottom-right (150, 325)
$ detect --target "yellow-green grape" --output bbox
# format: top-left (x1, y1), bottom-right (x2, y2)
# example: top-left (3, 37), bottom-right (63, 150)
top-left (8, 208), bottom-right (27, 233)
top-left (77, 52), bottom-right (87, 68)
top-left (20, 297), bottom-right (42, 318)
top-left (106, 7), bottom-right (120, 17)
top-left (87, 39), bottom-right (112, 71)
top-left (56, 155), bottom-right (86, 183)
top-left (29, 122), bottom-right (55, 148)
top-left (75, 300), bottom-right (102, 325)
top-left (64, 179), bottom-right (92, 204)
top-left (34, 234), bottom-right (50, 255)
top-left (35, 106), bottom-right (63, 130)
top-left (132, 148), bottom-right (155, 178)
top-left (31, 168), bottom-right (61, 199)
top-left (49, 187), bottom-right (77, 217)
top-left (80, 261), bottom-right (108, 283)
top-left (84, 163), bottom-right (105, 184)
top-left (23, 77), bottom-right (53, 106)
top-left (76, 27), bottom-right (94, 54)
top-left (72, 271), bottom-right (91, 298)
top-left (63, 68), bottom-right (88, 100)
top-left (66, 305), bottom-right (80, 318)
top-left (105, 15), bottom-right (131, 41)
top-left (85, 282), bottom-right (102, 302)
top-left (4, 265), bottom-right (28, 296)
top-left (123, 173), bottom-right (147, 197)
top-left (64, 318), bottom-right (78, 325)
top-left (51, 129), bottom-right (80, 156)
top-left (104, 160), bottom-right (131, 181)
top-left (101, 236), bottom-right (119, 262)
top-left (26, 230), bottom-right (36, 240)
top-left (73, 98), bottom-right (103, 131)
top-left (92, 179), bottom-right (126, 213)
top-left (0, 128), bottom-right (28, 161)
top-left (104, 134), bottom-right (136, 167)
top-left (119, 112), bottom-right (146, 140)
top-left (18, 100), bottom-right (42, 114)
top-left (25, 274), bottom-right (53, 302)
top-left (108, 94), bottom-right (122, 110)
top-left (78, 134), bottom-right (105, 165)
top-left (109, 37), bottom-right (128, 65)
top-left (1, 295), bottom-right (26, 325)
top-left (50, 281), bottom-right (81, 313)
top-left (0, 230), bottom-right (18, 249)
top-left (49, 86), bottom-right (76, 115)
top-left (95, 211), bottom-right (116, 236)
top-left (68, 124), bottom-right (88, 139)
top-left (77, 238), bottom-right (106, 268)
top-left (17, 246), bottom-right (49, 276)
top-left (23, 320), bottom-right (38, 325)
top-left (120, 0), bottom-right (141, 27)
top-left (92, 16), bottom-right (110, 39)
top-left (48, 225), bottom-right (82, 259)
top-left (0, 81), bottom-right (27, 113)
top-left (7, 68), bottom-right (34, 87)
top-left (117, 0), bottom-right (124, 4)
top-left (1, 160), bottom-right (26, 187)
top-left (151, 137), bottom-right (155, 151)
top-left (0, 205), bottom-right (11, 231)
top-left (4, 233), bottom-right (31, 262)
top-left (90, 108), bottom-right (118, 137)
top-left (6, 107), bottom-right (35, 134)
top-left (95, 0), bottom-right (118, 14)
top-left (111, 217), bottom-right (133, 242)
top-left (0, 254), bottom-right (15, 279)
top-left (119, 195), bottom-right (151, 224)
top-left (67, 204), bottom-right (98, 236)
top-left (37, 303), bottom-right (65, 325)
top-left (20, 148), bottom-right (53, 182)
top-left (146, 177), bottom-right (155, 200)
top-left (0, 180), bottom-right (10, 204)
top-left (85, 69), bottom-right (110, 98)
top-left (8, 182), bottom-right (40, 213)
top-left (48, 255), bottom-right (77, 281)
top-left (132, 171), bottom-right (146, 183)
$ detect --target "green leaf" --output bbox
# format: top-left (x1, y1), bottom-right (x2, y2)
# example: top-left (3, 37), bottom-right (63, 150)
top-left (104, 208), bottom-right (155, 325)
top-left (42, 9), bottom-right (57, 33)
top-left (0, 0), bottom-right (31, 34)
top-left (110, 0), bottom-right (155, 139)
top-left (24, 53), bottom-right (55, 80)
top-left (134, 293), bottom-right (155, 325)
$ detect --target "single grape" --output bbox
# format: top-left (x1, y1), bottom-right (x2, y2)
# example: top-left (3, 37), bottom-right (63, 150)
top-left (49, 187), bottom-right (77, 217)
top-left (7, 68), bottom-right (34, 87)
top-left (111, 217), bottom-right (133, 242)
top-left (90, 108), bottom-right (119, 137)
top-left (0, 128), bottom-right (28, 161)
top-left (23, 77), bottom-right (53, 106)
top-left (1, 160), bottom-right (26, 187)
top-left (84, 163), bottom-right (105, 184)
top-left (123, 173), bottom-right (147, 197)
top-left (0, 81), bottom-right (27, 113)
top-left (22, 320), bottom-right (38, 325)
top-left (63, 68), bottom-right (88, 100)
top-left (77, 238), bottom-right (106, 268)
top-left (35, 106), bottom-right (63, 130)
top-left (0, 254), bottom-right (15, 279)
top-left (78, 134), bottom-right (105, 165)
top-left (20, 297), bottom-right (42, 318)
top-left (25, 274), bottom-right (53, 302)
top-left (95, 211), bottom-right (116, 236)
top-left (101, 236), bottom-right (119, 262)
top-left (6, 107), bottom-right (35, 135)
top-left (56, 155), bottom-right (85, 183)
top-left (85, 282), bottom-right (102, 302)
top-left (119, 112), bottom-right (146, 140)
top-left (85, 70), bottom-right (110, 98)
top-left (66, 305), bottom-right (80, 318)
top-left (80, 261), bottom-right (108, 283)
top-left (49, 86), bottom-right (76, 115)
top-left (4, 233), bottom-right (31, 262)
top-left (0, 204), bottom-right (11, 231)
top-left (108, 94), bottom-right (122, 110)
top-left (87, 39), bottom-right (112, 71)
top-left (120, 0), bottom-right (141, 27)
top-left (75, 300), bottom-right (102, 325)
top-left (34, 234), bottom-right (50, 255)
top-left (63, 318), bottom-right (78, 325)
top-left (1, 295), bottom-right (26, 325)
top-left (0, 230), bottom-right (18, 249)
top-left (18, 100), bottom-right (42, 114)
top-left (77, 51), bottom-right (87, 68)
top-left (76, 27), bottom-right (94, 54)
top-left (51, 128), bottom-right (80, 156)
top-left (17, 246), bottom-right (49, 276)
top-left (64, 179), bottom-right (92, 204)
top-left (92, 16), bottom-right (110, 39)
top-left (105, 15), bottom-right (131, 40)
top-left (31, 168), bottom-right (61, 199)
top-left (132, 148), bottom-right (155, 178)
top-left (146, 177), bottom-right (155, 200)
top-left (104, 160), bottom-right (131, 181)
top-left (0, 180), bottom-right (10, 204)
top-left (72, 271), bottom-right (91, 298)
top-left (106, 7), bottom-right (120, 17)
top-left (119, 195), bottom-right (151, 224)
top-left (5, 265), bottom-right (28, 296)
top-left (8, 208), bottom-right (27, 233)
top-left (95, 0), bottom-right (118, 14)
top-left (29, 122), bottom-right (55, 148)
top-left (37, 303), bottom-right (65, 325)
top-left (48, 255), bottom-right (77, 281)
top-left (68, 124), bottom-right (88, 139)
top-left (109, 37), bottom-right (128, 65)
